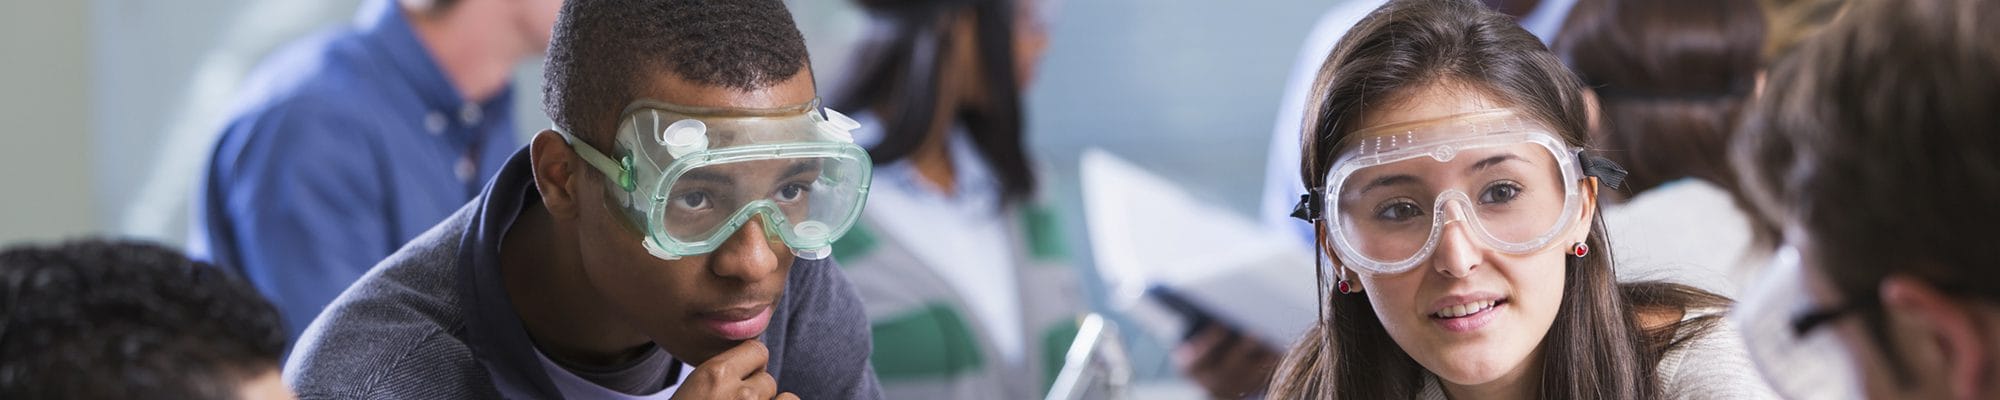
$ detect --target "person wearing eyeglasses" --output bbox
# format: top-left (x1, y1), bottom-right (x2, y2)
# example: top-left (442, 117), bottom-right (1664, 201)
top-left (1729, 0), bottom-right (2000, 398)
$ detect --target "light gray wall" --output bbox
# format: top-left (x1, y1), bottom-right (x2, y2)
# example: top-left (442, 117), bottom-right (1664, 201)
top-left (96, 0), bottom-right (368, 243)
top-left (0, 0), bottom-right (94, 244)
top-left (1029, 0), bottom-right (1327, 215)
top-left (1023, 0), bottom-right (1332, 380)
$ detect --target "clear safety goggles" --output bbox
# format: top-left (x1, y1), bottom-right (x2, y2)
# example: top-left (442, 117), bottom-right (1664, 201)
top-left (1730, 246), bottom-right (1864, 400)
top-left (1314, 110), bottom-right (1588, 275)
top-left (559, 98), bottom-right (872, 261)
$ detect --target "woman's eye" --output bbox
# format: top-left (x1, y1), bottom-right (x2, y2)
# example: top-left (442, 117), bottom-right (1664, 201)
top-left (1375, 200), bottom-right (1423, 222)
top-left (673, 192), bottom-right (711, 210)
top-left (775, 183), bottom-right (811, 202)
top-left (1481, 182), bottom-right (1523, 204)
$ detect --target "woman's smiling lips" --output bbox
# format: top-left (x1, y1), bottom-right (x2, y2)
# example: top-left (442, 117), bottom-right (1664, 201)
top-left (1428, 292), bottom-right (1508, 333)
top-left (699, 304), bottom-right (773, 341)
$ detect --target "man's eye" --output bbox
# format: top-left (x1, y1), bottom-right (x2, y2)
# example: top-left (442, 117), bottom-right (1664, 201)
top-left (673, 192), bottom-right (711, 210)
top-left (775, 183), bottom-right (811, 202)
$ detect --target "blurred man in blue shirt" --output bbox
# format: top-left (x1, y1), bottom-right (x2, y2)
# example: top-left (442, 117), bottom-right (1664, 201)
top-left (191, 0), bottom-right (561, 340)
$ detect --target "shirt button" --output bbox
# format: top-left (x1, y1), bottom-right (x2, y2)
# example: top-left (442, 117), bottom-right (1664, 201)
top-left (459, 103), bottom-right (483, 126)
top-left (456, 156), bottom-right (477, 183)
top-left (425, 111), bottom-right (447, 136)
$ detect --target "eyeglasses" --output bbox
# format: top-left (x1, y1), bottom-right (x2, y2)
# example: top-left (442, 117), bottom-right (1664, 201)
top-left (1789, 300), bottom-right (1875, 339)
top-left (1731, 245), bottom-right (1867, 400)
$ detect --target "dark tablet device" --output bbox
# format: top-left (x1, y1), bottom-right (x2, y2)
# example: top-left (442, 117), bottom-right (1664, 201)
top-left (1145, 284), bottom-right (1223, 340)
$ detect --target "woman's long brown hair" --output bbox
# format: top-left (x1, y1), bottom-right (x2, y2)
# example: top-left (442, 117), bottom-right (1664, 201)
top-left (1268, 1), bottom-right (1730, 398)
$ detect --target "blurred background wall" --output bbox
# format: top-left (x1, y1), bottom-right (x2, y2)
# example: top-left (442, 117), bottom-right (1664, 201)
top-left (1, 0), bottom-right (94, 244)
top-left (3, 0), bottom-right (1331, 246)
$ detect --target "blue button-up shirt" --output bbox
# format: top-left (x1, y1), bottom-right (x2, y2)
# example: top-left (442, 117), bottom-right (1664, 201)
top-left (190, 0), bottom-right (518, 340)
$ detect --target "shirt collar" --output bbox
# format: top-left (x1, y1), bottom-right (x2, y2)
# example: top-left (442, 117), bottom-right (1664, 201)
top-left (456, 147), bottom-right (565, 398)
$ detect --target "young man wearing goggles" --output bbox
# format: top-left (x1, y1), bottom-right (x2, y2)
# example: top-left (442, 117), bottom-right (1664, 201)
top-left (283, 1), bottom-right (883, 398)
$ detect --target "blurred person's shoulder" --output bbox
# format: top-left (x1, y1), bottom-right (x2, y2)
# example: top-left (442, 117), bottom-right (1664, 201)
top-left (221, 25), bottom-right (409, 144)
top-left (283, 201), bottom-right (497, 399)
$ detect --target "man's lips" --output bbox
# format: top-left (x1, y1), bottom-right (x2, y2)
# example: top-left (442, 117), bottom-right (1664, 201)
top-left (698, 304), bottom-right (773, 341)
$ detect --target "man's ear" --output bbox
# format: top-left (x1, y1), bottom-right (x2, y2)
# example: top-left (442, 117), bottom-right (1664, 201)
top-left (529, 130), bottom-right (581, 219)
top-left (1879, 275), bottom-right (1991, 400)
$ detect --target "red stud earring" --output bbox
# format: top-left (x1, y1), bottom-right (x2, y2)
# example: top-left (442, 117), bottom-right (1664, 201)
top-left (1571, 242), bottom-right (1590, 257)
top-left (1344, 268), bottom-right (1360, 296)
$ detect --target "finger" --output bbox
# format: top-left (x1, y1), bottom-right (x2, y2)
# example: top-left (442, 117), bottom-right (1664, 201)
top-left (1191, 327), bottom-right (1245, 367)
top-left (1172, 325), bottom-right (1228, 363)
top-left (1212, 344), bottom-right (1257, 372)
top-left (703, 340), bottom-right (771, 381)
top-left (775, 393), bottom-right (801, 400)
top-left (1248, 342), bottom-right (1283, 369)
top-left (1184, 324), bottom-right (1228, 348)
top-left (1217, 331), bottom-right (1271, 369)
top-left (741, 370), bottom-right (778, 400)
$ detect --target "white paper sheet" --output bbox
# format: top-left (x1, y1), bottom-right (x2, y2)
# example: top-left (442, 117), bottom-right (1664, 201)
top-left (1080, 149), bottom-right (1320, 348)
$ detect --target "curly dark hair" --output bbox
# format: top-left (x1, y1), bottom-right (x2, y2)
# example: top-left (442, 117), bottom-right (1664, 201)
top-left (541, 0), bottom-right (812, 148)
top-left (0, 239), bottom-right (286, 400)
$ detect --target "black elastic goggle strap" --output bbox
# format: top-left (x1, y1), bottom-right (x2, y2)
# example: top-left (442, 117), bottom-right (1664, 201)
top-left (1578, 150), bottom-right (1629, 191)
top-left (1296, 188), bottom-right (1335, 369)
top-left (1291, 191), bottom-right (1322, 222)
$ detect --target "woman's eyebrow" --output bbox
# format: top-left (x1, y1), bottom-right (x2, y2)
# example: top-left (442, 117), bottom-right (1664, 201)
top-left (1469, 154), bottom-right (1525, 171)
top-left (1360, 175), bottom-right (1420, 195)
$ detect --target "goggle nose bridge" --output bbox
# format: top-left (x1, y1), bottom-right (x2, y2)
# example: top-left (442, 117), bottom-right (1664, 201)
top-left (1431, 189), bottom-right (1476, 227)
top-left (1414, 189), bottom-right (1501, 262)
top-left (705, 199), bottom-right (795, 242)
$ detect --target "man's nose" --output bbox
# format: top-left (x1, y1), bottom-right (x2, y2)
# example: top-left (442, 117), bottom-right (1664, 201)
top-left (708, 214), bottom-right (784, 280)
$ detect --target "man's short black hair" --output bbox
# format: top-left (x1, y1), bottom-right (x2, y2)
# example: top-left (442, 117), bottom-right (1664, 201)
top-left (542, 0), bottom-right (812, 146)
top-left (0, 239), bottom-right (286, 400)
